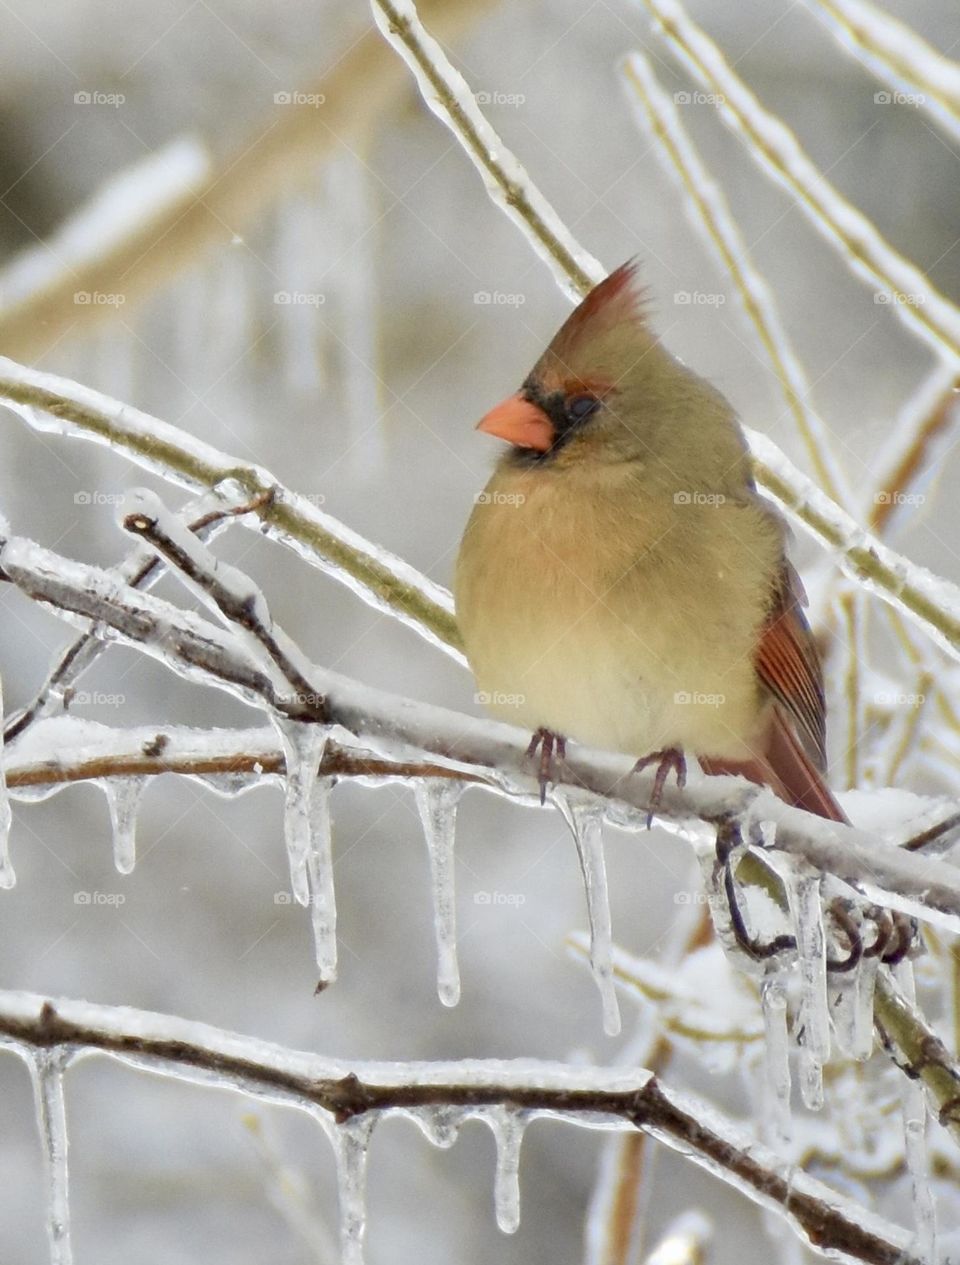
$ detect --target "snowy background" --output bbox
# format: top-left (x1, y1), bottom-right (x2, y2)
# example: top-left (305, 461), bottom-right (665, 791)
top-left (0, 0), bottom-right (959, 1261)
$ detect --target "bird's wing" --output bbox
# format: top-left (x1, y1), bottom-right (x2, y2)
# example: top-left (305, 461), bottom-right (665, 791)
top-left (754, 560), bottom-right (827, 771)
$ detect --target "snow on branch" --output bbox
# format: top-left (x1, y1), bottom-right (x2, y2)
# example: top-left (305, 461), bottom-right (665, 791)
top-left (809, 0), bottom-right (960, 142)
top-left (0, 356), bottom-right (462, 659)
top-left (0, 991), bottom-right (925, 1265)
top-left (620, 52), bottom-right (853, 511)
top-left (635, 0), bottom-right (960, 362)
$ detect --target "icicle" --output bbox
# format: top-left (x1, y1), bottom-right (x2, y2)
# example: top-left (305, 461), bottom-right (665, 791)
top-left (897, 962), bottom-right (937, 1262)
top-left (326, 1114), bottom-right (376, 1265)
top-left (275, 718), bottom-right (337, 979)
top-left (555, 796), bottom-right (621, 1037)
top-left (486, 1106), bottom-right (526, 1234)
top-left (409, 1104), bottom-right (462, 1149)
top-left (0, 672), bottom-right (14, 888)
top-left (852, 953), bottom-right (879, 1061)
top-left (413, 779), bottom-right (462, 1007)
top-left (305, 774), bottom-right (337, 981)
top-left (29, 1048), bottom-right (73, 1265)
top-left (787, 869), bottom-right (829, 1110)
top-left (102, 777), bottom-right (147, 875)
top-left (760, 971), bottom-right (791, 1146)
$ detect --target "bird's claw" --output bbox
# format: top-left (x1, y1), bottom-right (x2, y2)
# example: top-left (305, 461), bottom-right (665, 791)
top-left (632, 746), bottom-right (686, 828)
top-left (526, 728), bottom-right (567, 805)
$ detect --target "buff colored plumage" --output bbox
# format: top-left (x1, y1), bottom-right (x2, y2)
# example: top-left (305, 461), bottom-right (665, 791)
top-left (455, 261), bottom-right (843, 821)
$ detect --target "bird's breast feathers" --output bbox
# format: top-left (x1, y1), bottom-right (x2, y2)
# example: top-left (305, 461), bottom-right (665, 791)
top-left (455, 467), bottom-right (782, 760)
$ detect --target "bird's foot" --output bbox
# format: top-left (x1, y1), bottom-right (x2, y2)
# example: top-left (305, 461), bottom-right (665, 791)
top-left (632, 747), bottom-right (686, 828)
top-left (525, 728), bottom-right (567, 805)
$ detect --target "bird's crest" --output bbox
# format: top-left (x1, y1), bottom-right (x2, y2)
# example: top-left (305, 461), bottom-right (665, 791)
top-left (545, 259), bottom-right (648, 372)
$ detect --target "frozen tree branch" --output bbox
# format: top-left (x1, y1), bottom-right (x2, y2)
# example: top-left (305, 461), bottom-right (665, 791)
top-left (0, 357), bottom-right (462, 659)
top-left (809, 0), bottom-right (960, 142)
top-left (0, 992), bottom-right (925, 1265)
top-left (4, 531), bottom-right (960, 933)
top-left (620, 52), bottom-right (853, 510)
top-left (370, 0), bottom-right (603, 303)
top-left (635, 0), bottom-right (960, 362)
top-left (0, 0), bottom-right (494, 362)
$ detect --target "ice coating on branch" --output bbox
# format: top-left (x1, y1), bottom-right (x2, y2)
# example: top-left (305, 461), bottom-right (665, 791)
top-left (786, 869), bottom-right (829, 1110)
top-left (369, 0), bottom-right (602, 304)
top-left (413, 779), bottom-right (462, 1007)
top-left (642, 0), bottom-right (960, 359)
top-left (29, 1047), bottom-right (73, 1265)
top-left (760, 972), bottom-right (791, 1146)
top-left (0, 674), bottom-right (14, 888)
top-left (555, 796), bottom-right (621, 1036)
top-left (101, 777), bottom-right (147, 875)
top-left (275, 720), bottom-right (336, 978)
top-left (485, 1105), bottom-right (526, 1234)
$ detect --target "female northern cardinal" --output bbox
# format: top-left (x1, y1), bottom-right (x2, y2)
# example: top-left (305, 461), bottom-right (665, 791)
top-left (455, 261), bottom-right (844, 823)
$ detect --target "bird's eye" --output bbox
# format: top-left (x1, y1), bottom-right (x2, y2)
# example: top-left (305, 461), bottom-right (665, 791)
top-left (566, 394), bottom-right (600, 423)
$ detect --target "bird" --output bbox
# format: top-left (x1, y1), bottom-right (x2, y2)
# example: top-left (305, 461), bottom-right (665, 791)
top-left (454, 259), bottom-right (846, 827)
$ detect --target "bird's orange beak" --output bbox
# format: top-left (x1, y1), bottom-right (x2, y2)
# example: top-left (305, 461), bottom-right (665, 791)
top-left (476, 393), bottom-right (553, 452)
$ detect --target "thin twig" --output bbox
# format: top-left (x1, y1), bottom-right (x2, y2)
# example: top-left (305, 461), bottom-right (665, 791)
top-left (636, 0), bottom-right (960, 360)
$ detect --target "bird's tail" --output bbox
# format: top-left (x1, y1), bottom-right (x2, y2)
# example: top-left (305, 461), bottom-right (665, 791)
top-left (700, 707), bottom-right (847, 824)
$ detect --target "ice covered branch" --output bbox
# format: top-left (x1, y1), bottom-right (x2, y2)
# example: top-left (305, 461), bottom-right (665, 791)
top-left (620, 52), bottom-right (852, 510)
top-left (4, 529), bottom-right (960, 932)
top-left (635, 0), bottom-right (960, 362)
top-left (0, 357), bottom-right (462, 658)
top-left (370, 0), bottom-right (602, 303)
top-left (809, 0), bottom-right (960, 142)
top-left (0, 993), bottom-right (924, 1265)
